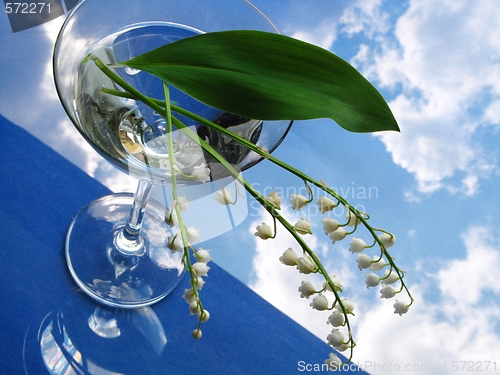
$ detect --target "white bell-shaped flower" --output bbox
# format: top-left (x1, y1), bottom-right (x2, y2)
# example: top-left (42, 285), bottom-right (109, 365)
top-left (195, 248), bottom-right (212, 264)
top-left (369, 255), bottom-right (386, 271)
top-left (365, 273), bottom-right (380, 288)
top-left (336, 298), bottom-right (354, 314)
top-left (279, 248), bottom-right (298, 266)
top-left (167, 234), bottom-right (184, 253)
top-left (317, 196), bottom-right (335, 214)
top-left (296, 254), bottom-right (318, 274)
top-left (192, 262), bottom-right (210, 277)
top-left (198, 309), bottom-right (210, 322)
top-left (191, 163), bottom-right (210, 183)
top-left (310, 294), bottom-right (329, 311)
top-left (322, 217), bottom-right (339, 234)
top-left (324, 353), bottom-right (342, 370)
top-left (164, 208), bottom-right (178, 227)
top-left (326, 329), bottom-right (345, 348)
top-left (186, 226), bottom-right (201, 244)
top-left (189, 300), bottom-right (200, 315)
top-left (380, 285), bottom-right (398, 299)
top-left (345, 209), bottom-right (361, 226)
top-left (182, 288), bottom-right (196, 304)
top-left (266, 191), bottom-right (281, 209)
top-left (194, 276), bottom-right (205, 290)
top-left (356, 254), bottom-right (372, 270)
top-left (255, 222), bottom-right (274, 240)
top-left (298, 280), bottom-right (316, 299)
top-left (327, 311), bottom-right (345, 327)
top-left (329, 227), bottom-right (347, 243)
top-left (294, 218), bottom-right (312, 235)
top-left (192, 329), bottom-right (202, 340)
top-left (214, 187), bottom-right (233, 205)
top-left (393, 300), bottom-right (410, 316)
top-left (379, 233), bottom-right (396, 248)
top-left (323, 275), bottom-right (342, 292)
top-left (349, 237), bottom-right (366, 253)
top-left (177, 195), bottom-right (190, 212)
top-left (381, 269), bottom-right (400, 285)
top-left (290, 193), bottom-right (308, 210)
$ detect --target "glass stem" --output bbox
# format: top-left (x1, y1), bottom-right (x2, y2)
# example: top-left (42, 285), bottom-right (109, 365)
top-left (114, 180), bottom-right (154, 255)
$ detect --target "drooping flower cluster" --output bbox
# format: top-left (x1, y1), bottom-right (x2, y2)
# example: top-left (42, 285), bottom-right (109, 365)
top-left (96, 61), bottom-right (413, 368)
top-left (253, 187), bottom-right (413, 368)
top-left (165, 196), bottom-right (212, 339)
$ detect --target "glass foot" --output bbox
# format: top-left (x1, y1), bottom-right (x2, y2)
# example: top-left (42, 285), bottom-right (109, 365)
top-left (65, 193), bottom-right (184, 308)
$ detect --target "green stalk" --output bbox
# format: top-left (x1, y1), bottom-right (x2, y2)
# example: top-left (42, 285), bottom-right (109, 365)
top-left (92, 55), bottom-right (412, 361)
top-left (163, 82), bottom-right (205, 331)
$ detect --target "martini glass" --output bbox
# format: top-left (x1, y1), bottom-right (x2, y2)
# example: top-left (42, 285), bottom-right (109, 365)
top-left (53, 0), bottom-right (292, 308)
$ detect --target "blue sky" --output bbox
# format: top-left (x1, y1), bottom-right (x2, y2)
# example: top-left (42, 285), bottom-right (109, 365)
top-left (2, 0), bottom-right (500, 373)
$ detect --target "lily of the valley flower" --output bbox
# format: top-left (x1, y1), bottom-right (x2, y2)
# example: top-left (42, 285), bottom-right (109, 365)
top-left (393, 300), bottom-right (410, 316)
top-left (165, 208), bottom-right (178, 227)
top-left (327, 328), bottom-right (345, 348)
top-left (298, 280), bottom-right (316, 299)
top-left (317, 196), bottom-right (335, 214)
top-left (194, 276), bottom-right (205, 290)
top-left (323, 274), bottom-right (342, 292)
top-left (296, 254), bottom-right (318, 274)
top-left (322, 217), bottom-right (339, 234)
top-left (195, 248), bottom-right (212, 263)
top-left (324, 353), bottom-right (342, 370)
top-left (191, 163), bottom-right (211, 183)
top-left (327, 311), bottom-right (345, 327)
top-left (186, 226), bottom-right (201, 243)
top-left (182, 288), bottom-right (196, 304)
top-left (214, 187), bottom-right (233, 205)
top-left (345, 209), bottom-right (361, 227)
top-left (365, 273), bottom-right (380, 288)
top-left (381, 269), bottom-right (400, 285)
top-left (379, 232), bottom-right (396, 248)
top-left (192, 329), bottom-right (202, 340)
top-left (329, 227), bottom-right (347, 243)
top-left (255, 222), bottom-right (274, 239)
top-left (380, 285), bottom-right (398, 299)
top-left (290, 193), bottom-right (308, 210)
top-left (266, 191), bottom-right (281, 209)
top-left (167, 234), bottom-right (184, 253)
top-left (294, 218), bottom-right (312, 235)
top-left (310, 294), bottom-right (329, 310)
top-left (279, 248), bottom-right (298, 266)
top-left (369, 255), bottom-right (386, 271)
top-left (189, 300), bottom-right (201, 315)
top-left (178, 195), bottom-right (190, 212)
top-left (349, 237), bottom-right (366, 253)
top-left (336, 298), bottom-right (354, 314)
top-left (356, 254), bottom-right (372, 270)
top-left (192, 262), bottom-right (210, 277)
top-left (198, 309), bottom-right (210, 322)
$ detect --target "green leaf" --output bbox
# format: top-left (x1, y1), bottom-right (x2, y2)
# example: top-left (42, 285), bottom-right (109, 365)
top-left (118, 30), bottom-right (399, 133)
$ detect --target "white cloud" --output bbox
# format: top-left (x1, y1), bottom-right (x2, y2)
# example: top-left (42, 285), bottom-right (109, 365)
top-left (249, 212), bottom-right (500, 374)
top-left (289, 19), bottom-right (337, 50)
top-left (437, 226), bottom-right (500, 307)
top-left (355, 225), bottom-right (500, 374)
top-left (343, 0), bottom-right (500, 197)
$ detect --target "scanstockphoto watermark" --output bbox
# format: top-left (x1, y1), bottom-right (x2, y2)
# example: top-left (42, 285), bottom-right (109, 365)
top-left (298, 360), bottom-right (434, 372)
top-left (297, 360), bottom-right (364, 372)
top-left (249, 182), bottom-right (379, 218)
top-left (298, 360), bottom-right (499, 373)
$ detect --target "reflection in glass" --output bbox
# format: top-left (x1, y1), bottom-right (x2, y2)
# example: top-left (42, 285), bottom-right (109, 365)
top-left (28, 303), bottom-right (166, 374)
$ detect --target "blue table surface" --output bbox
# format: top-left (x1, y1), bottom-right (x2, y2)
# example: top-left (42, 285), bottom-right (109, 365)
top-left (0, 115), bottom-right (367, 374)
